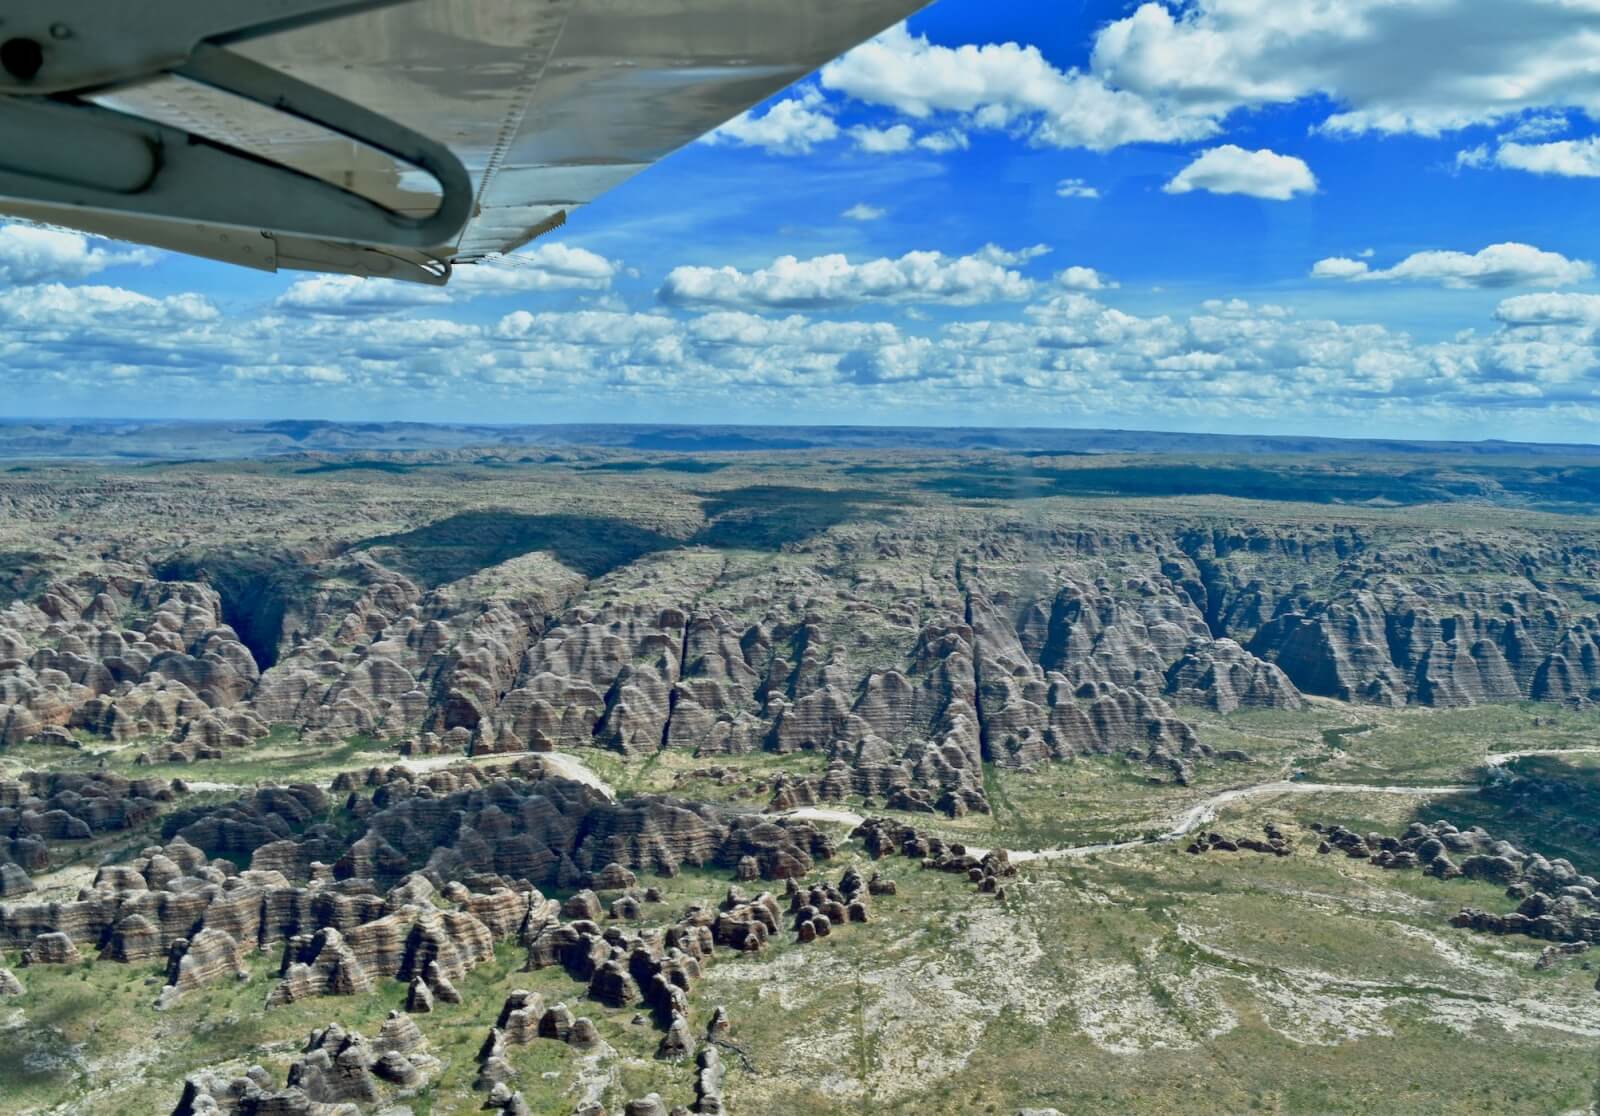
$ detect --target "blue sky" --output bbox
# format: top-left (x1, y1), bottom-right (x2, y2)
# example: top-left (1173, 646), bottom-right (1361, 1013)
top-left (9, 0), bottom-right (1600, 442)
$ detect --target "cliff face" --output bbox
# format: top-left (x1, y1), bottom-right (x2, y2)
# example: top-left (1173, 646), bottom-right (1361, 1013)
top-left (3, 504), bottom-right (1600, 821)
top-left (1245, 582), bottom-right (1595, 708)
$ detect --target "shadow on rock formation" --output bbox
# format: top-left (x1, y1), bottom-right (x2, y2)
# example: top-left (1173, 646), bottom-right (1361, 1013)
top-left (1409, 755), bottom-right (1600, 872)
top-left (351, 488), bottom-right (894, 588)
top-left (354, 512), bottom-right (682, 587)
top-left (691, 485), bottom-right (891, 550)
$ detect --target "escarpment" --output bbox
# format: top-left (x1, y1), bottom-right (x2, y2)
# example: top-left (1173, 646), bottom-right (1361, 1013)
top-left (6, 508), bottom-right (1600, 829)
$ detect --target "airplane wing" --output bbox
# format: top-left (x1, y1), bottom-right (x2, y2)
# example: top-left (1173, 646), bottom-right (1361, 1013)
top-left (0, 0), bottom-right (928, 284)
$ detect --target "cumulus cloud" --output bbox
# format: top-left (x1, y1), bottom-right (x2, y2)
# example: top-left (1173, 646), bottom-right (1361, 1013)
top-left (452, 243), bottom-right (619, 293)
top-left (1494, 292), bottom-right (1600, 326)
top-left (1057, 266), bottom-right (1116, 291)
top-left (842, 204), bottom-right (887, 221)
top-left (0, 283), bottom-right (216, 326)
top-left (976, 244), bottom-right (1052, 266)
top-left (917, 129), bottom-right (969, 152)
top-left (276, 275), bottom-right (451, 315)
top-left (0, 223), bottom-right (156, 284)
top-left (1495, 137), bottom-right (1600, 177)
top-left (1092, 0), bottom-right (1600, 138)
top-left (706, 88), bottom-right (838, 155)
top-left (1163, 146), bottom-right (1316, 200)
top-left (808, 4), bottom-right (1600, 157)
top-left (1055, 178), bottom-right (1100, 199)
top-left (658, 246), bottom-right (1043, 309)
top-left (821, 24), bottom-right (1218, 151)
top-left (1309, 257), bottom-right (1372, 281)
top-left (16, 269), bottom-right (1600, 428)
top-left (1456, 134), bottom-right (1600, 177)
top-left (849, 123), bottom-right (914, 153)
top-left (1311, 243), bottom-right (1594, 289)
top-left (277, 244), bottom-right (618, 313)
top-left (811, 2), bottom-right (1600, 160)
top-left (495, 308), bottom-right (678, 344)
top-left (846, 122), bottom-right (971, 155)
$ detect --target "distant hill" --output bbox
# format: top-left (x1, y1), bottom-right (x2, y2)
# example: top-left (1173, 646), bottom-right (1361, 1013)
top-left (0, 418), bottom-right (1595, 462)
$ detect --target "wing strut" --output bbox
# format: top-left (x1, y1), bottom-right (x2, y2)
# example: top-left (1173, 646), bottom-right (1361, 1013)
top-left (0, 0), bottom-right (471, 268)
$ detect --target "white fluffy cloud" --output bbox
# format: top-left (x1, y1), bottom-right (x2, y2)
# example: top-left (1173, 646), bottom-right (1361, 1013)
top-left (1092, 0), bottom-right (1600, 138)
top-left (1057, 267), bottom-right (1115, 291)
top-left (1163, 146), bottom-right (1316, 200)
top-left (849, 123), bottom-right (914, 153)
top-left (658, 246), bottom-right (1043, 309)
top-left (917, 130), bottom-right (969, 153)
top-left (276, 275), bottom-right (450, 315)
top-left (814, 3), bottom-right (1600, 158)
top-left (1055, 178), bottom-right (1100, 199)
top-left (0, 283), bottom-right (216, 326)
top-left (1309, 257), bottom-right (1371, 281)
top-left (1494, 292), bottom-right (1600, 326)
top-left (842, 204), bottom-right (887, 221)
top-left (452, 243), bottom-right (619, 292)
top-left (706, 88), bottom-right (838, 155)
top-left (1504, 114), bottom-right (1570, 142)
top-left (0, 223), bottom-right (156, 285)
top-left (1494, 137), bottom-right (1600, 177)
top-left (851, 124), bottom-right (970, 154)
top-left (277, 244), bottom-right (618, 314)
top-left (821, 24), bottom-right (1218, 151)
top-left (1311, 243), bottom-right (1593, 289)
top-left (1456, 134), bottom-right (1600, 177)
top-left (15, 270), bottom-right (1600, 428)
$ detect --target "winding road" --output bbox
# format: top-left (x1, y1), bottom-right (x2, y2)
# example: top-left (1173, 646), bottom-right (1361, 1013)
top-left (1485, 746), bottom-right (1600, 768)
top-left (779, 746), bottom-right (1600, 863)
top-left (51, 745), bottom-right (1599, 896)
top-left (390, 749), bottom-right (617, 799)
top-left (784, 780), bottom-right (1476, 863)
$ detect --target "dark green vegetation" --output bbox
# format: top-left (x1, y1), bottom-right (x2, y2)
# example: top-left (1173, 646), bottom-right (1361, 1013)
top-left (351, 484), bottom-right (892, 586)
top-left (358, 511), bottom-right (684, 585)
top-left (692, 484), bottom-right (891, 549)
top-left (578, 459), bottom-right (731, 474)
top-left (1428, 754), bottom-right (1600, 870)
top-left (849, 457), bottom-right (1600, 513)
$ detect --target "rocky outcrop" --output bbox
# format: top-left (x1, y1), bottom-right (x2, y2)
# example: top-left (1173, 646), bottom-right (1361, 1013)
top-left (196, 763), bottom-right (844, 891)
top-left (850, 816), bottom-right (1018, 898)
top-left (158, 928), bottom-right (249, 1007)
top-left (488, 605), bottom-right (687, 754)
top-left (22, 930), bottom-right (81, 965)
top-left (164, 783), bottom-right (328, 865)
top-left (269, 926), bottom-right (373, 1005)
top-left (788, 866), bottom-right (881, 944)
top-left (0, 770), bottom-right (184, 874)
top-left (1185, 823), bottom-right (1294, 857)
top-left (1246, 580), bottom-right (1600, 709)
top-left (1314, 817), bottom-right (1600, 943)
top-left (103, 913), bottom-right (164, 962)
top-left (0, 577), bottom-right (262, 754)
top-left (0, 861), bottom-right (33, 897)
top-left (282, 1019), bottom-right (439, 1107)
top-left (1165, 638), bottom-right (1301, 713)
top-left (268, 904), bottom-right (495, 1005)
top-left (694, 1046), bottom-right (726, 1114)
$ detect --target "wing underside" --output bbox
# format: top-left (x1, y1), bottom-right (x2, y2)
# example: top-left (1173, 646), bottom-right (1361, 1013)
top-left (0, 0), bottom-right (926, 282)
